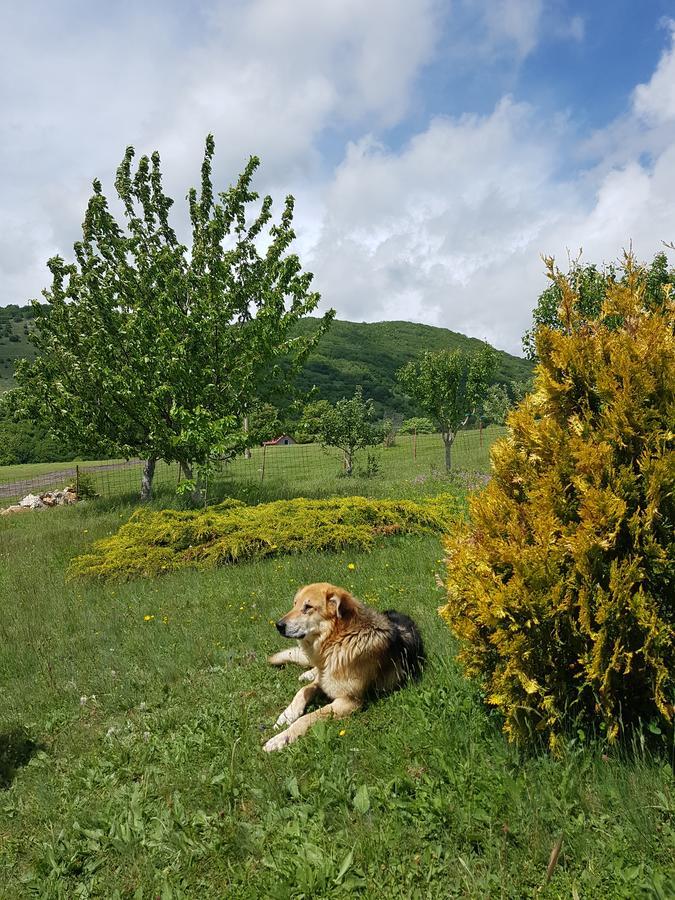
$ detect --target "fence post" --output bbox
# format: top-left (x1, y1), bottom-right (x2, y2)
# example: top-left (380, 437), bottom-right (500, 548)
top-left (75, 464), bottom-right (80, 498)
top-left (261, 444), bottom-right (266, 482)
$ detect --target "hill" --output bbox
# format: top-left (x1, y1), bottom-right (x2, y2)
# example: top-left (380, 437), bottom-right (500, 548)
top-left (0, 305), bottom-right (38, 392)
top-left (0, 306), bottom-right (532, 416)
top-left (294, 317), bottom-right (532, 417)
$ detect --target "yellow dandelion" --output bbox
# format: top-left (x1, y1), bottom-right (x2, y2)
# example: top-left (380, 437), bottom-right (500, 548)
top-left (143, 614), bottom-right (154, 621)
top-left (347, 563), bottom-right (356, 570)
top-left (339, 729), bottom-right (346, 736)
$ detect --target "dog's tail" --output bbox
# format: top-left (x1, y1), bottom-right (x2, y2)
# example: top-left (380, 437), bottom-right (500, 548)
top-left (383, 610), bottom-right (425, 681)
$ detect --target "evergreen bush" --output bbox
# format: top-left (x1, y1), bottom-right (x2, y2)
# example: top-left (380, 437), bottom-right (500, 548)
top-left (440, 255), bottom-right (674, 749)
top-left (71, 494), bottom-right (460, 580)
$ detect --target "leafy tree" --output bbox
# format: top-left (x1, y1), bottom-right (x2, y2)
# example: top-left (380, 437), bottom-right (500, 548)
top-left (481, 378), bottom-right (534, 425)
top-left (481, 383), bottom-right (511, 426)
top-left (312, 387), bottom-right (382, 475)
top-left (522, 252), bottom-right (674, 360)
top-left (399, 416), bottom-right (435, 435)
top-left (10, 136), bottom-right (333, 499)
top-left (442, 253), bottom-right (675, 749)
top-left (398, 345), bottom-right (497, 471)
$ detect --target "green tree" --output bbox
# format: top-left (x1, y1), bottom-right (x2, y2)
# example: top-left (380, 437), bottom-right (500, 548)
top-left (312, 387), bottom-right (381, 475)
top-left (399, 416), bottom-right (435, 435)
top-left (11, 136), bottom-right (333, 499)
top-left (522, 252), bottom-right (674, 360)
top-left (481, 378), bottom-right (534, 425)
top-left (442, 253), bottom-right (675, 749)
top-left (398, 345), bottom-right (497, 471)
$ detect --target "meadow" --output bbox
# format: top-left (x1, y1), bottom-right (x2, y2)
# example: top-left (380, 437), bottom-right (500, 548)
top-left (0, 452), bottom-right (673, 898)
top-left (0, 429), bottom-right (501, 505)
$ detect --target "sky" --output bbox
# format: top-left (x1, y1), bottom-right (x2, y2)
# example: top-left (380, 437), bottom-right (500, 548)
top-left (1, 0), bottom-right (675, 355)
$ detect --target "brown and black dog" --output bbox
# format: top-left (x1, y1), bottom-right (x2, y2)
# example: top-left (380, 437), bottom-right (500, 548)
top-left (263, 582), bottom-right (424, 752)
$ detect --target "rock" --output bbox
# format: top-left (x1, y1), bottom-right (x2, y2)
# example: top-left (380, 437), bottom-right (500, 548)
top-left (19, 494), bottom-right (46, 509)
top-left (0, 505), bottom-right (31, 516)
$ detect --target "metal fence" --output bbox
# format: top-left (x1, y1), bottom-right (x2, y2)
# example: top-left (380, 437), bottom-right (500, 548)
top-left (0, 426), bottom-right (506, 508)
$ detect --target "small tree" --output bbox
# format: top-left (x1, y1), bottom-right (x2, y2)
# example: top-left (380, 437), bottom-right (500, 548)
top-left (482, 378), bottom-right (534, 425)
top-left (313, 387), bottom-right (381, 475)
top-left (398, 345), bottom-right (497, 471)
top-left (442, 253), bottom-right (675, 749)
top-left (400, 416), bottom-right (435, 435)
top-left (11, 136), bottom-right (333, 500)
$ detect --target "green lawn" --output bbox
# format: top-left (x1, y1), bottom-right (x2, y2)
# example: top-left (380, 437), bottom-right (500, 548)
top-left (0, 428), bottom-right (503, 505)
top-left (0, 478), bottom-right (673, 897)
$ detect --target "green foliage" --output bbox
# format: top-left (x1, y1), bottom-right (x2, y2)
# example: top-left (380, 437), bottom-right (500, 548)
top-left (311, 387), bottom-right (383, 475)
top-left (522, 252), bottom-right (675, 360)
top-left (75, 470), bottom-right (99, 500)
top-left (70, 494), bottom-right (459, 580)
top-left (294, 317), bottom-right (533, 417)
top-left (0, 401), bottom-right (77, 465)
top-left (481, 379), bottom-right (534, 426)
top-left (441, 253), bottom-right (675, 750)
top-left (9, 136), bottom-right (332, 495)
top-left (398, 344), bottom-right (497, 470)
top-left (399, 416), bottom-right (435, 434)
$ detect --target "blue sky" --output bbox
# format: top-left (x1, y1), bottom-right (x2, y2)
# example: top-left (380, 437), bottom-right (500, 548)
top-left (1, 0), bottom-right (674, 353)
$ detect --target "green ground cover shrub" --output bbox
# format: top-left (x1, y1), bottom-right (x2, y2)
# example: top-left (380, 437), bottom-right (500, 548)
top-left (71, 494), bottom-right (460, 580)
top-left (440, 255), bottom-right (675, 750)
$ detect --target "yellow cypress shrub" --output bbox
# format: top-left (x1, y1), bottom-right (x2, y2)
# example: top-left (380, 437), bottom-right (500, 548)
top-left (440, 255), bottom-right (674, 749)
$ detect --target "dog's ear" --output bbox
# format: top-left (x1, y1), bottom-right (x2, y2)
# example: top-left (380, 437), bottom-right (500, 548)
top-left (326, 587), bottom-right (354, 619)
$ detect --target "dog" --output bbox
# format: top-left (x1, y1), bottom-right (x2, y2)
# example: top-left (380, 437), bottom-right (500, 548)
top-left (263, 582), bottom-right (424, 752)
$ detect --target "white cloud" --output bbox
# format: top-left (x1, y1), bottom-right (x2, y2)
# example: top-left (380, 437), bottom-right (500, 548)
top-left (2, 1), bottom-right (675, 359)
top-left (300, 25), bottom-right (675, 354)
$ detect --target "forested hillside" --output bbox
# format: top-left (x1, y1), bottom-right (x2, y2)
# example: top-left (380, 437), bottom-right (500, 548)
top-left (294, 317), bottom-right (532, 416)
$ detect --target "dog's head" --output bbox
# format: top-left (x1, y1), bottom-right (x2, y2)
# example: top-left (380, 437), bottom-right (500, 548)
top-left (275, 583), bottom-right (355, 640)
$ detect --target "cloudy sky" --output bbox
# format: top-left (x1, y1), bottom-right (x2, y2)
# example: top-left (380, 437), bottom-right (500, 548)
top-left (2, 0), bottom-right (675, 354)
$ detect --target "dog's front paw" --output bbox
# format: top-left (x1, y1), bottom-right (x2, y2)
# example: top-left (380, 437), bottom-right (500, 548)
top-left (263, 729), bottom-right (291, 753)
top-left (274, 708), bottom-right (295, 729)
top-left (298, 668), bottom-right (317, 683)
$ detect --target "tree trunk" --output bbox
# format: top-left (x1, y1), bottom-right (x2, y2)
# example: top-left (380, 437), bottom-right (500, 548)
top-left (443, 433), bottom-right (455, 472)
top-left (140, 457), bottom-right (157, 501)
top-left (244, 415), bottom-right (251, 460)
top-left (344, 450), bottom-right (353, 476)
top-left (180, 461), bottom-right (202, 505)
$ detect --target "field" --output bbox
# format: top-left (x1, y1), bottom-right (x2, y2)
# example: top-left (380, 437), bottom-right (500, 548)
top-left (1, 462), bottom-right (673, 897)
top-left (0, 429), bottom-right (501, 505)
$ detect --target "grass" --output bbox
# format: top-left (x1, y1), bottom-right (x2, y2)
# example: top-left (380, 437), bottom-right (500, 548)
top-left (0, 428), bottom-right (502, 505)
top-left (1, 479), bottom-right (674, 897)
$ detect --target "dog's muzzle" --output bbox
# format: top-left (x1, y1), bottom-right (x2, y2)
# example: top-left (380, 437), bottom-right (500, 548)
top-left (276, 620), bottom-right (287, 637)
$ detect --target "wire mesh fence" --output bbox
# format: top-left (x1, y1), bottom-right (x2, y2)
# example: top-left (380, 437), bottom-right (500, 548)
top-left (0, 425), bottom-right (507, 508)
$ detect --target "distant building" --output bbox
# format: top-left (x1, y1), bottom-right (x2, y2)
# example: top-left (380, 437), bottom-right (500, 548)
top-left (262, 435), bottom-right (296, 446)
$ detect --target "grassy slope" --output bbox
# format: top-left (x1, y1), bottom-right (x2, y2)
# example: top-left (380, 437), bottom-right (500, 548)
top-left (0, 312), bottom-right (36, 393)
top-left (0, 479), bottom-right (673, 897)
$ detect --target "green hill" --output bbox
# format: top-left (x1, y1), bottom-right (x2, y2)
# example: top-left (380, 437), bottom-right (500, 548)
top-left (294, 318), bottom-right (532, 417)
top-left (0, 306), bottom-right (532, 416)
top-left (0, 305), bottom-right (38, 393)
